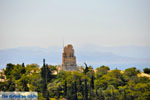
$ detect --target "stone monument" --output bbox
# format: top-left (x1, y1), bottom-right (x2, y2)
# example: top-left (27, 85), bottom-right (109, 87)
top-left (62, 44), bottom-right (78, 71)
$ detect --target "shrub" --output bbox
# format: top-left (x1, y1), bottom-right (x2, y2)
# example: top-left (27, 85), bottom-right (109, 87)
top-left (143, 68), bottom-right (150, 74)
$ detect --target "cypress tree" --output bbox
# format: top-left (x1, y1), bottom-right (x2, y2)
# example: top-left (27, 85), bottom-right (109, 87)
top-left (90, 75), bottom-right (94, 89)
top-left (83, 62), bottom-right (89, 100)
top-left (74, 81), bottom-right (78, 100)
top-left (41, 59), bottom-right (50, 100)
top-left (21, 63), bottom-right (26, 74)
top-left (84, 63), bottom-right (89, 75)
top-left (64, 80), bottom-right (67, 97)
top-left (84, 79), bottom-right (88, 100)
top-left (22, 63), bottom-right (25, 67)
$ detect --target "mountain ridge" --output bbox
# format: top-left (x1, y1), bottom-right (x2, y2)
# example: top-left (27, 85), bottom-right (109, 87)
top-left (0, 46), bottom-right (149, 70)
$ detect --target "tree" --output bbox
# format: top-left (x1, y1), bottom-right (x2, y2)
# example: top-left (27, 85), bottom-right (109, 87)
top-left (83, 63), bottom-right (89, 100)
top-left (7, 78), bottom-right (15, 91)
top-left (25, 64), bottom-right (40, 75)
top-left (99, 65), bottom-right (110, 70)
top-left (74, 81), bottom-right (78, 100)
top-left (143, 68), bottom-right (150, 74)
top-left (103, 85), bottom-right (119, 100)
top-left (84, 62), bottom-right (89, 75)
top-left (96, 67), bottom-right (108, 78)
top-left (124, 67), bottom-right (140, 77)
top-left (16, 75), bottom-right (29, 91)
top-left (96, 88), bottom-right (104, 100)
top-left (21, 63), bottom-right (26, 74)
top-left (108, 69), bottom-right (122, 79)
top-left (3, 61), bottom-right (150, 100)
top-left (0, 82), bottom-right (7, 91)
top-left (84, 77), bottom-right (88, 100)
top-left (118, 86), bottom-right (127, 100)
top-left (11, 64), bottom-right (26, 80)
top-left (5, 64), bottom-right (25, 80)
top-left (90, 74), bottom-right (94, 89)
top-left (41, 59), bottom-right (52, 100)
top-left (64, 80), bottom-right (67, 97)
top-left (123, 67), bottom-right (140, 83)
top-left (48, 65), bottom-right (58, 73)
top-left (4, 63), bottom-right (15, 79)
top-left (22, 63), bottom-right (25, 67)
top-left (28, 73), bottom-right (42, 92)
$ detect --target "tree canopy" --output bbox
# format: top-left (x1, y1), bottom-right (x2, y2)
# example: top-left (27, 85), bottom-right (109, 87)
top-left (1, 63), bottom-right (150, 100)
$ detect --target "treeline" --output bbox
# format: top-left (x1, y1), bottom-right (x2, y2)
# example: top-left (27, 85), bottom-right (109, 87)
top-left (0, 61), bottom-right (150, 100)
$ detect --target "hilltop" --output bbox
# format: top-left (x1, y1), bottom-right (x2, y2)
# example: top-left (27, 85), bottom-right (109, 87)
top-left (0, 63), bottom-right (150, 100)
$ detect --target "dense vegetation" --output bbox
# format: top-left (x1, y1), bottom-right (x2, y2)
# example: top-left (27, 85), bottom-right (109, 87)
top-left (0, 61), bottom-right (150, 100)
top-left (143, 68), bottom-right (150, 74)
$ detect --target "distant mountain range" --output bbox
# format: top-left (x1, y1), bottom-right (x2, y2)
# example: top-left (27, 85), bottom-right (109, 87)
top-left (0, 45), bottom-right (150, 71)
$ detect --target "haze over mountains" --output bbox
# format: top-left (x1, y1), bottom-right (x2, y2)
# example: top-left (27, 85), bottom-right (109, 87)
top-left (0, 45), bottom-right (149, 71)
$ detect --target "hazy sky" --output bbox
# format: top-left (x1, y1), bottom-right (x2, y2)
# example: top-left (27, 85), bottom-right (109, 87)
top-left (0, 0), bottom-right (149, 49)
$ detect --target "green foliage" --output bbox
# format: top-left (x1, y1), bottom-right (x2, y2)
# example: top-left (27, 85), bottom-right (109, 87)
top-left (84, 63), bottom-right (89, 75)
top-left (7, 78), bottom-right (16, 91)
top-left (95, 65), bottom-right (110, 78)
top-left (143, 68), bottom-right (150, 74)
top-left (25, 64), bottom-right (40, 74)
top-left (1, 63), bottom-right (150, 100)
top-left (0, 75), bottom-right (5, 79)
top-left (96, 88), bottom-right (104, 100)
top-left (99, 65), bottom-right (110, 70)
top-left (28, 73), bottom-right (42, 92)
top-left (47, 80), bottom-right (63, 99)
top-left (12, 64), bottom-right (26, 80)
top-left (108, 69), bottom-right (122, 79)
top-left (0, 82), bottom-right (7, 91)
top-left (83, 79), bottom-right (88, 100)
top-left (16, 74), bottom-right (29, 91)
top-left (41, 62), bottom-right (52, 99)
top-left (48, 65), bottom-right (58, 72)
top-left (5, 63), bottom-right (26, 80)
top-left (4, 63), bottom-right (15, 79)
top-left (124, 67), bottom-right (140, 77)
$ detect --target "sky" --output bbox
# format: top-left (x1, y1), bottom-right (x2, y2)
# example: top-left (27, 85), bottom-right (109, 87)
top-left (0, 0), bottom-right (150, 49)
